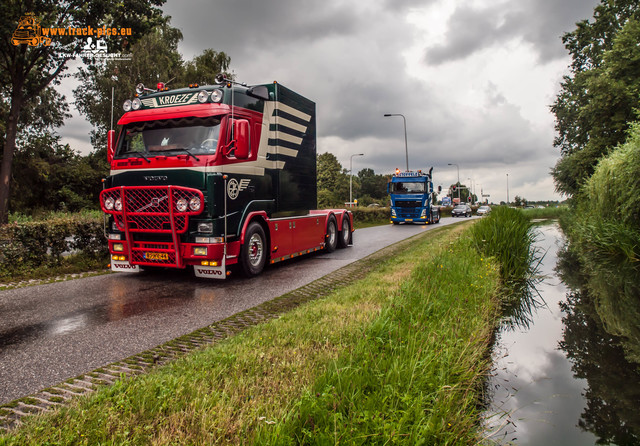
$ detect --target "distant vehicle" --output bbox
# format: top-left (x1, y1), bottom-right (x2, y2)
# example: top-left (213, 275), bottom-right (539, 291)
top-left (451, 204), bottom-right (472, 217)
top-left (477, 205), bottom-right (491, 216)
top-left (388, 168), bottom-right (440, 225)
top-left (441, 196), bottom-right (452, 206)
top-left (367, 203), bottom-right (381, 208)
top-left (524, 205), bottom-right (535, 209)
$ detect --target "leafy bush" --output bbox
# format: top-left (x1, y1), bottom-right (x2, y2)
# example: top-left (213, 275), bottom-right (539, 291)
top-left (0, 213), bottom-right (107, 280)
top-left (562, 123), bottom-right (640, 362)
top-left (350, 207), bottom-right (389, 224)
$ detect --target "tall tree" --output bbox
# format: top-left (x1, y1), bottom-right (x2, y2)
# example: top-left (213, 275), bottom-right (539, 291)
top-left (551, 0), bottom-right (640, 196)
top-left (0, 0), bottom-right (165, 223)
top-left (358, 167), bottom-right (388, 200)
top-left (317, 152), bottom-right (349, 207)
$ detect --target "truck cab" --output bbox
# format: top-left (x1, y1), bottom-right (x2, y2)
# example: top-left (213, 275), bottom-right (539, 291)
top-left (388, 169), bottom-right (440, 225)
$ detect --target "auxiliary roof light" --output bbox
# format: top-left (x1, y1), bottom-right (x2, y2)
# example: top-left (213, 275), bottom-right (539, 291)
top-left (131, 97), bottom-right (142, 110)
top-left (123, 99), bottom-right (132, 112)
top-left (197, 90), bottom-right (209, 103)
top-left (210, 90), bottom-right (223, 103)
top-left (135, 83), bottom-right (145, 95)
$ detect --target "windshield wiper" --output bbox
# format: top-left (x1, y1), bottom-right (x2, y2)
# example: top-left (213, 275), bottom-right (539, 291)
top-left (173, 148), bottom-right (200, 162)
top-left (121, 151), bottom-right (151, 163)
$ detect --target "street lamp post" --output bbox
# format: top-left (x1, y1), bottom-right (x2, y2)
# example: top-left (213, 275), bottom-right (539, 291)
top-left (383, 114), bottom-right (408, 171)
top-left (448, 163), bottom-right (460, 202)
top-left (350, 153), bottom-right (364, 207)
top-left (506, 173), bottom-right (509, 205)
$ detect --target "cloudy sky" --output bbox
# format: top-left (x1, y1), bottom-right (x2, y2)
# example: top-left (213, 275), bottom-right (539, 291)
top-left (61, 0), bottom-right (601, 202)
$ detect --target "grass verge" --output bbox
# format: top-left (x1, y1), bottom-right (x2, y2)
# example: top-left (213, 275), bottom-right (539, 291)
top-left (0, 221), bottom-right (501, 445)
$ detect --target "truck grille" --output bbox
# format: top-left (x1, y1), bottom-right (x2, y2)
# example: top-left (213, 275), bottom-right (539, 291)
top-left (100, 186), bottom-right (204, 268)
top-left (394, 200), bottom-right (422, 218)
top-left (395, 200), bottom-right (421, 208)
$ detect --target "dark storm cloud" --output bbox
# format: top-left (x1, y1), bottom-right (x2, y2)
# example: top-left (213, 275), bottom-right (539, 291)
top-left (164, 0), bottom-right (361, 60)
top-left (425, 0), bottom-right (601, 65)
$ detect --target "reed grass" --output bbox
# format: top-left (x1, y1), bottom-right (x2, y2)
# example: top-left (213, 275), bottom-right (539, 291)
top-left (469, 206), bottom-right (544, 328)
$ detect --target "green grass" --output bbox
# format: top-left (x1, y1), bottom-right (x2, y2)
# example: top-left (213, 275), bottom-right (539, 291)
top-left (0, 221), bottom-right (501, 445)
top-left (520, 206), bottom-right (568, 220)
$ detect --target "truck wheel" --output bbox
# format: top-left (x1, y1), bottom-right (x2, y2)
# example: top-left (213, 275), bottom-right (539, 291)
top-left (240, 222), bottom-right (267, 277)
top-left (324, 216), bottom-right (338, 252)
top-left (337, 215), bottom-right (351, 249)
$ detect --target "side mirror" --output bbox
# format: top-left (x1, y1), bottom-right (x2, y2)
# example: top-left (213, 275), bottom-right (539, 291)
top-left (107, 130), bottom-right (116, 163)
top-left (233, 119), bottom-right (250, 159)
top-left (438, 185), bottom-right (442, 193)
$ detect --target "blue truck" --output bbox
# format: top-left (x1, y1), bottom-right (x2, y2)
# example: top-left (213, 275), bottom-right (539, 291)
top-left (388, 168), bottom-right (440, 225)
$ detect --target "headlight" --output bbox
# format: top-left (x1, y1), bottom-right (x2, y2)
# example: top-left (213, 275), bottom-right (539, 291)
top-left (197, 90), bottom-right (209, 103)
top-left (210, 90), bottom-right (223, 103)
top-left (131, 98), bottom-right (142, 110)
top-left (104, 196), bottom-right (114, 210)
top-left (176, 198), bottom-right (188, 212)
top-left (391, 209), bottom-right (396, 217)
top-left (420, 209), bottom-right (426, 217)
top-left (135, 83), bottom-right (145, 95)
top-left (113, 243), bottom-right (124, 252)
top-left (189, 196), bottom-right (201, 212)
top-left (114, 198), bottom-right (122, 211)
top-left (123, 99), bottom-right (132, 111)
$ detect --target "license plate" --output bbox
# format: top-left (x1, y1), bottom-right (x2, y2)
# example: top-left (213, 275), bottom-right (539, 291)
top-left (144, 252), bottom-right (169, 261)
top-left (405, 218), bottom-right (413, 222)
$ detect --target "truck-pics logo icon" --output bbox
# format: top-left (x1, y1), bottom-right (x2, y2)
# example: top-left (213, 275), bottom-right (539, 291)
top-left (12, 13), bottom-right (51, 47)
top-left (227, 178), bottom-right (250, 200)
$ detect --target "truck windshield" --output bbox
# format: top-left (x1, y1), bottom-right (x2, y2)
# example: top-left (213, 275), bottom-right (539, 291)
top-left (390, 182), bottom-right (426, 194)
top-left (117, 117), bottom-right (221, 158)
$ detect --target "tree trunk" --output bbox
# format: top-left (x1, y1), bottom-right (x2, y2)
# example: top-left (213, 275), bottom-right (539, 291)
top-left (0, 91), bottom-right (23, 225)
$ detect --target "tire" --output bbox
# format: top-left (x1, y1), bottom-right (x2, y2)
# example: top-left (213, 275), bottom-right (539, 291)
top-left (324, 216), bottom-right (338, 252)
top-left (337, 215), bottom-right (351, 249)
top-left (240, 222), bottom-right (267, 277)
top-left (392, 221), bottom-right (400, 225)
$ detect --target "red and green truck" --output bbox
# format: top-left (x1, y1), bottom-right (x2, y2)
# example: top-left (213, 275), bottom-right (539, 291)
top-left (100, 75), bottom-right (353, 279)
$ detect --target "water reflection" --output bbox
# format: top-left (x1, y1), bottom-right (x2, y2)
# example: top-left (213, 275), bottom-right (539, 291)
top-left (485, 223), bottom-right (640, 445)
top-left (557, 247), bottom-right (640, 445)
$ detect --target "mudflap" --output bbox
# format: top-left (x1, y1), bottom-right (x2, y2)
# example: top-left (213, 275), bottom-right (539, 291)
top-left (193, 263), bottom-right (226, 279)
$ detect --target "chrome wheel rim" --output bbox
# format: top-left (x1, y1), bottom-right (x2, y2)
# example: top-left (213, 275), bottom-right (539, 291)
top-left (248, 233), bottom-right (263, 266)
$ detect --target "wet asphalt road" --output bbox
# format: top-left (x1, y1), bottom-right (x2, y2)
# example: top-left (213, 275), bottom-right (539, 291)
top-left (0, 218), bottom-right (467, 404)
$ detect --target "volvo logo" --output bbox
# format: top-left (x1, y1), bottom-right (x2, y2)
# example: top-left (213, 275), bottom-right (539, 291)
top-left (143, 175), bottom-right (168, 181)
top-left (135, 195), bottom-right (168, 212)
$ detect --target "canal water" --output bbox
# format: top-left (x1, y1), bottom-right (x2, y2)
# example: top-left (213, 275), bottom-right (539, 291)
top-left (484, 223), bottom-right (640, 445)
